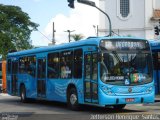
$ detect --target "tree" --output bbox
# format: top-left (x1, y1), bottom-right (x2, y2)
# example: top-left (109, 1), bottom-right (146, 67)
top-left (0, 4), bottom-right (39, 59)
top-left (71, 34), bottom-right (84, 41)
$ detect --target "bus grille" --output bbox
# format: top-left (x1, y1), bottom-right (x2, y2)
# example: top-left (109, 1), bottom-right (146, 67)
top-left (111, 86), bottom-right (146, 95)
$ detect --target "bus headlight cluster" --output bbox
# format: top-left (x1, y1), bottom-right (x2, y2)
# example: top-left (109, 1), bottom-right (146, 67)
top-left (101, 86), bottom-right (112, 95)
top-left (146, 86), bottom-right (153, 93)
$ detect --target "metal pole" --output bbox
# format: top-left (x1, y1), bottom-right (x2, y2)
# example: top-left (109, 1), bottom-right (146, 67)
top-left (94, 6), bottom-right (112, 36)
top-left (97, 25), bottom-right (99, 37)
top-left (52, 22), bottom-right (56, 45)
top-left (64, 30), bottom-right (75, 42)
top-left (68, 30), bottom-right (71, 42)
top-left (77, 0), bottom-right (112, 36)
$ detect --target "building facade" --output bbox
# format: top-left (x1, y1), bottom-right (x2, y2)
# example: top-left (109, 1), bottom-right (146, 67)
top-left (99, 0), bottom-right (160, 39)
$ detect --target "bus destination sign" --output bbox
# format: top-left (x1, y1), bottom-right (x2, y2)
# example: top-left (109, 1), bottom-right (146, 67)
top-left (100, 39), bottom-right (149, 51)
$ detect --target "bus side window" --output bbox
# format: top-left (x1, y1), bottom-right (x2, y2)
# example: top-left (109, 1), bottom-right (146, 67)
top-left (19, 56), bottom-right (36, 77)
top-left (74, 49), bottom-right (82, 78)
top-left (48, 53), bottom-right (59, 78)
top-left (27, 56), bottom-right (36, 77)
top-left (19, 58), bottom-right (25, 73)
top-left (60, 51), bottom-right (73, 79)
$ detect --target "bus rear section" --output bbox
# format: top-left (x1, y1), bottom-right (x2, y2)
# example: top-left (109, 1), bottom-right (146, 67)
top-left (98, 39), bottom-right (154, 109)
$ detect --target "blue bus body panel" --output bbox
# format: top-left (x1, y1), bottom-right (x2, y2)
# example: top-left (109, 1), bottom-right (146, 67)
top-left (45, 79), bottom-right (84, 103)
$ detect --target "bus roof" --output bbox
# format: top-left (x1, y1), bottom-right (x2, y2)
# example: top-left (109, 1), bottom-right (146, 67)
top-left (7, 36), bottom-right (147, 57)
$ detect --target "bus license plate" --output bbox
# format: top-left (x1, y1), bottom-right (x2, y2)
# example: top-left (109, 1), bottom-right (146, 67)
top-left (126, 98), bottom-right (134, 102)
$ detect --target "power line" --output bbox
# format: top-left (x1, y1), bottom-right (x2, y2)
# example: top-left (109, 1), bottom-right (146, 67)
top-left (37, 30), bottom-right (51, 42)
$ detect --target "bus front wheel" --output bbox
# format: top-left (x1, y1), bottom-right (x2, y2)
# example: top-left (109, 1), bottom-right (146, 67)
top-left (67, 88), bottom-right (79, 110)
top-left (20, 85), bottom-right (27, 103)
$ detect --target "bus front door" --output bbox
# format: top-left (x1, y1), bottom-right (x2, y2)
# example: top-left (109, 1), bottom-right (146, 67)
top-left (84, 52), bottom-right (98, 104)
top-left (37, 58), bottom-right (46, 98)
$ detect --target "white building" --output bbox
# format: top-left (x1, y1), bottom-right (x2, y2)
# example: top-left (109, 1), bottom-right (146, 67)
top-left (99, 0), bottom-right (160, 39)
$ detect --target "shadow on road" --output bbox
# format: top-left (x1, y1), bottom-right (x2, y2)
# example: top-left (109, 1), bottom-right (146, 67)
top-left (0, 96), bottom-right (146, 114)
top-left (155, 100), bottom-right (160, 102)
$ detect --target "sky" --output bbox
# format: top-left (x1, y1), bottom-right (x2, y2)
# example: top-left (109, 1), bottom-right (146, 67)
top-left (0, 0), bottom-right (99, 46)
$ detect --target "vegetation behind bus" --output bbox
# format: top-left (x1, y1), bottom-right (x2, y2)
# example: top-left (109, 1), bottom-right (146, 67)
top-left (0, 4), bottom-right (39, 59)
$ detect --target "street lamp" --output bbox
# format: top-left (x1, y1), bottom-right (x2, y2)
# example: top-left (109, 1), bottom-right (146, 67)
top-left (64, 30), bottom-right (75, 42)
top-left (93, 25), bottom-right (98, 37)
top-left (67, 0), bottom-right (112, 36)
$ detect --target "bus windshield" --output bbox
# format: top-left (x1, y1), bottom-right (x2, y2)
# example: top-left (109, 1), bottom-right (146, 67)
top-left (100, 39), bottom-right (152, 85)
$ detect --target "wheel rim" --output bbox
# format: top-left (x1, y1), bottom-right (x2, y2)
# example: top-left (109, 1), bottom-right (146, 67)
top-left (70, 94), bottom-right (77, 105)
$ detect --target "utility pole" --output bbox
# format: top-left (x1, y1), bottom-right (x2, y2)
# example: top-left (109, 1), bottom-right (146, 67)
top-left (64, 30), bottom-right (75, 42)
top-left (52, 22), bottom-right (56, 45)
top-left (93, 25), bottom-right (99, 37)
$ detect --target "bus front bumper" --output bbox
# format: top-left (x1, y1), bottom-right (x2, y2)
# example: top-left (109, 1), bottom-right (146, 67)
top-left (99, 89), bottom-right (155, 106)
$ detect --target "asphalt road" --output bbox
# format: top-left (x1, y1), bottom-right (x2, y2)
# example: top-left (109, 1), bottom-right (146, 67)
top-left (0, 94), bottom-right (160, 120)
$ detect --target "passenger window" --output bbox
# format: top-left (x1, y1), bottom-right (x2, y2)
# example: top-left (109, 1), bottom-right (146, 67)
top-left (74, 49), bottom-right (82, 78)
top-left (48, 53), bottom-right (59, 78)
top-left (19, 58), bottom-right (25, 73)
top-left (19, 56), bottom-right (36, 77)
top-left (60, 51), bottom-right (73, 79)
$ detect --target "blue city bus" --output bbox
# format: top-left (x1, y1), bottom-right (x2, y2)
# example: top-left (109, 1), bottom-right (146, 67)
top-left (150, 40), bottom-right (160, 94)
top-left (6, 37), bottom-right (154, 110)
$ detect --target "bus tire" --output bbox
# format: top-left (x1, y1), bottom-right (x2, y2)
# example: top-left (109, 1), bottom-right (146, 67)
top-left (113, 104), bottom-right (126, 110)
top-left (20, 85), bottom-right (28, 103)
top-left (67, 87), bottom-right (79, 110)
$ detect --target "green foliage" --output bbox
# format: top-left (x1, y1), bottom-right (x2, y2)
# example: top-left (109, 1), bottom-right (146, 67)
top-left (71, 34), bottom-right (84, 41)
top-left (0, 4), bottom-right (39, 59)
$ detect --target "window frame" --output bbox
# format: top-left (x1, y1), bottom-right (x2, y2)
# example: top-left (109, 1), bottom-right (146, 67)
top-left (117, 0), bottom-right (132, 20)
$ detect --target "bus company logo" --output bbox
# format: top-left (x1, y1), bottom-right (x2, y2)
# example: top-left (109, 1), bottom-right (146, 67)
top-left (128, 87), bottom-right (132, 93)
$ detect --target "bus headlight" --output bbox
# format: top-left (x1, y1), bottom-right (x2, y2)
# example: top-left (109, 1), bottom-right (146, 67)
top-left (101, 86), bottom-right (112, 95)
top-left (146, 86), bottom-right (153, 93)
